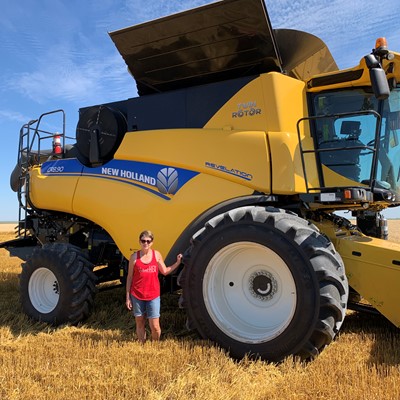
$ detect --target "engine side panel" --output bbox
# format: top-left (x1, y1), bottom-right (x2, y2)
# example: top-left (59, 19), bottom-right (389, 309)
top-left (72, 128), bottom-right (270, 258)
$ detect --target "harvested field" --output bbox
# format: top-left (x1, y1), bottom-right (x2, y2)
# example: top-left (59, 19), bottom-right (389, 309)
top-left (0, 224), bottom-right (16, 233)
top-left (1, 222), bottom-right (400, 400)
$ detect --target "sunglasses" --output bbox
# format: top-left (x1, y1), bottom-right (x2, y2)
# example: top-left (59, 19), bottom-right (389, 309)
top-left (140, 239), bottom-right (152, 244)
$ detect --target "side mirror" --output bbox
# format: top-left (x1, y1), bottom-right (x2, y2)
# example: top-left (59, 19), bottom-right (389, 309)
top-left (365, 54), bottom-right (390, 100)
top-left (370, 68), bottom-right (390, 100)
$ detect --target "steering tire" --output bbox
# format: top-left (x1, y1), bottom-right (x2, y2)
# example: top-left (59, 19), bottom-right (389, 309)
top-left (20, 243), bottom-right (97, 325)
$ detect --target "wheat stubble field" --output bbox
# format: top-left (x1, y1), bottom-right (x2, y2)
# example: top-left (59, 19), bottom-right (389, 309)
top-left (1, 223), bottom-right (400, 400)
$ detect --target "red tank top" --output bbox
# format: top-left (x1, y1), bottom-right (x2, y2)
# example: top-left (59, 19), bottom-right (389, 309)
top-left (130, 250), bottom-right (160, 300)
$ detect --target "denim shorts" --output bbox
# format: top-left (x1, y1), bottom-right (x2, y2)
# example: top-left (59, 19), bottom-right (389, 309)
top-left (130, 294), bottom-right (160, 319)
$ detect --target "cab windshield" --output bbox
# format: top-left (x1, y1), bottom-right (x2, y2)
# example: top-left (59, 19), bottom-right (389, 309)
top-left (311, 87), bottom-right (400, 199)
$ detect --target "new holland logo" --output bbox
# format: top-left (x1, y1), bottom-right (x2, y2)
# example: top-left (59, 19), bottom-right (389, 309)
top-left (156, 167), bottom-right (179, 194)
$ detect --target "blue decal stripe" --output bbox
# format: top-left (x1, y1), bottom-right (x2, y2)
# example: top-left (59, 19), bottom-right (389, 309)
top-left (40, 158), bottom-right (200, 200)
top-left (81, 174), bottom-right (172, 200)
top-left (41, 173), bottom-right (81, 177)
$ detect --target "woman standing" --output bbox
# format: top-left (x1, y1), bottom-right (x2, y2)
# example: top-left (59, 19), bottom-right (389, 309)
top-left (125, 230), bottom-right (182, 343)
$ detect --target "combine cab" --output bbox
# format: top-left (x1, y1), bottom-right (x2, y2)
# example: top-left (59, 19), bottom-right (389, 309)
top-left (2, 0), bottom-right (400, 362)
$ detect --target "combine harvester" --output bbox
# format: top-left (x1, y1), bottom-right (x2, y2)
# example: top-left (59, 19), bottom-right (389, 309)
top-left (2, 0), bottom-right (400, 361)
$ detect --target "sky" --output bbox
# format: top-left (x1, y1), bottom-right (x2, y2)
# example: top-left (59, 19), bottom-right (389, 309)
top-left (1, 0), bottom-right (400, 221)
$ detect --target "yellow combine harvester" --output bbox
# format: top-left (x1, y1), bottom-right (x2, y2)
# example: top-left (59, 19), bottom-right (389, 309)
top-left (2, 0), bottom-right (400, 362)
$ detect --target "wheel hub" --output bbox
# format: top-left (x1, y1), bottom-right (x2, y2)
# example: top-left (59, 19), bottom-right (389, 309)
top-left (53, 281), bottom-right (60, 295)
top-left (249, 271), bottom-right (277, 301)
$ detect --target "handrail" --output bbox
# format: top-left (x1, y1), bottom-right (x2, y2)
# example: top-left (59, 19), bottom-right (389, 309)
top-left (16, 110), bottom-right (66, 237)
top-left (296, 110), bottom-right (381, 193)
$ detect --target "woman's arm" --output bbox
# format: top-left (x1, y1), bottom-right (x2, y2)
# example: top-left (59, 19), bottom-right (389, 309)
top-left (157, 250), bottom-right (183, 276)
top-left (125, 253), bottom-right (136, 310)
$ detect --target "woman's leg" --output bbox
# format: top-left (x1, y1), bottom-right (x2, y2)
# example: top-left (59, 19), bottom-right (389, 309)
top-left (148, 318), bottom-right (161, 341)
top-left (131, 294), bottom-right (147, 343)
top-left (147, 296), bottom-right (161, 341)
top-left (135, 315), bottom-right (147, 343)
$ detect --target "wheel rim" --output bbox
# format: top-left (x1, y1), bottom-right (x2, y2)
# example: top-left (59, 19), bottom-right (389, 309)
top-left (28, 268), bottom-right (60, 313)
top-left (203, 242), bottom-right (297, 344)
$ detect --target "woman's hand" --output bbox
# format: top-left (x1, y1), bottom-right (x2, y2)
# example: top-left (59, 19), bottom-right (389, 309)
top-left (126, 296), bottom-right (132, 310)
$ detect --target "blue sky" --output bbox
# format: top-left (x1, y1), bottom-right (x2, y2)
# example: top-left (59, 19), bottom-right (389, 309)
top-left (1, 0), bottom-right (400, 221)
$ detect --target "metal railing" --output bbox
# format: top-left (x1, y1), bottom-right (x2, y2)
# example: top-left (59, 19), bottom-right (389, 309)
top-left (16, 110), bottom-right (66, 237)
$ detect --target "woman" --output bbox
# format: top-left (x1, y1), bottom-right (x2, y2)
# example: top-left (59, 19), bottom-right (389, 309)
top-left (125, 230), bottom-right (182, 343)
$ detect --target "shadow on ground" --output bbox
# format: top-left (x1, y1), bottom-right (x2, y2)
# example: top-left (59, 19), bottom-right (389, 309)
top-left (341, 310), bottom-right (400, 366)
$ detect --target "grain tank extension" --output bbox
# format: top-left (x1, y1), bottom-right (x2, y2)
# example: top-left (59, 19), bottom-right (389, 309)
top-left (2, 0), bottom-right (400, 362)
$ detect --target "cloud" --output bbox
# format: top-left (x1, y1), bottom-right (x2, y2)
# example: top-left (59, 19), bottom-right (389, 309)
top-left (4, 1), bottom-right (214, 107)
top-left (120, 0), bottom-right (212, 25)
top-left (6, 42), bottom-right (135, 106)
top-left (267, 0), bottom-right (399, 69)
top-left (0, 109), bottom-right (29, 123)
top-left (4, 0), bottom-right (400, 108)
top-left (1, 0), bottom-right (140, 107)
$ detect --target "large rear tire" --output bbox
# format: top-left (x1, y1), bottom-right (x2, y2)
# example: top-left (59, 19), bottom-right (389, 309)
top-left (20, 243), bottom-right (97, 325)
top-left (182, 206), bottom-right (348, 362)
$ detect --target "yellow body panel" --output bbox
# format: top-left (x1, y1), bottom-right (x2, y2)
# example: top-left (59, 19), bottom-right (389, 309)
top-left (114, 128), bottom-right (271, 192)
top-left (315, 219), bottom-right (400, 327)
top-left (73, 173), bottom-right (253, 258)
top-left (262, 74), bottom-right (315, 193)
top-left (204, 75), bottom-right (269, 130)
top-left (204, 72), bottom-right (311, 194)
top-left (260, 73), bottom-right (306, 133)
top-left (268, 131), bottom-right (307, 194)
top-left (29, 168), bottom-right (78, 213)
top-left (306, 54), bottom-right (400, 93)
top-left (205, 72), bottom-right (307, 132)
top-left (338, 236), bottom-right (400, 327)
top-left (307, 65), bottom-right (370, 93)
top-left (321, 165), bottom-right (369, 188)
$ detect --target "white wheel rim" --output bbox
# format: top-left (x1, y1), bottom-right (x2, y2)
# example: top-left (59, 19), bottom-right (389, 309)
top-left (28, 268), bottom-right (60, 313)
top-left (203, 242), bottom-right (297, 343)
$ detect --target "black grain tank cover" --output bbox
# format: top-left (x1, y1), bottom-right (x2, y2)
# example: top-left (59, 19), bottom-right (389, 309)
top-left (109, 0), bottom-right (283, 95)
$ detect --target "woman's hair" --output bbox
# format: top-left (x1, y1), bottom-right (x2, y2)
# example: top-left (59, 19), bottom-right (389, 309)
top-left (139, 230), bottom-right (154, 241)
